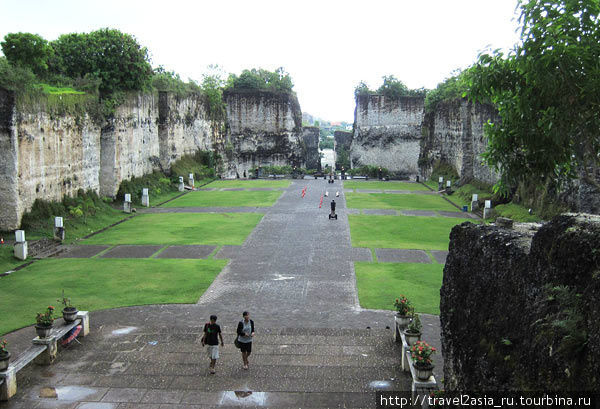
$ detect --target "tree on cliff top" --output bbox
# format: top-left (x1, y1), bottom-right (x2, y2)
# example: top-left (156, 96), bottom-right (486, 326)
top-left (1, 32), bottom-right (53, 76)
top-left (354, 76), bottom-right (426, 100)
top-left (50, 29), bottom-right (153, 96)
top-left (227, 67), bottom-right (294, 93)
top-left (468, 0), bottom-right (600, 194)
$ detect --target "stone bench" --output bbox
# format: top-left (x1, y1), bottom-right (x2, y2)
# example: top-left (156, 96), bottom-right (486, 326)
top-left (394, 316), bottom-right (437, 404)
top-left (0, 311), bottom-right (89, 401)
top-left (351, 175), bottom-right (369, 180)
top-left (268, 174), bottom-right (286, 179)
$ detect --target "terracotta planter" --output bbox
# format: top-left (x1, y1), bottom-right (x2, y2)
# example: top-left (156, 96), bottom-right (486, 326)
top-left (0, 352), bottom-right (10, 371)
top-left (35, 324), bottom-right (53, 338)
top-left (62, 307), bottom-right (78, 323)
top-left (415, 363), bottom-right (434, 380)
top-left (403, 330), bottom-right (421, 346)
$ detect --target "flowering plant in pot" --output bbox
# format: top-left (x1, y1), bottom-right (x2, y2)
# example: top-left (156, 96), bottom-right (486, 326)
top-left (0, 339), bottom-right (9, 371)
top-left (394, 295), bottom-right (413, 327)
top-left (410, 340), bottom-right (436, 380)
top-left (58, 290), bottom-right (78, 323)
top-left (403, 313), bottom-right (422, 346)
top-left (35, 306), bottom-right (55, 338)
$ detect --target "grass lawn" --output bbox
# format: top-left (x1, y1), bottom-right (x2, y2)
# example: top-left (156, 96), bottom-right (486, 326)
top-left (355, 262), bottom-right (443, 314)
top-left (343, 181), bottom-right (430, 191)
top-left (346, 193), bottom-right (458, 212)
top-left (0, 245), bottom-right (27, 274)
top-left (82, 213), bottom-right (262, 245)
top-left (0, 258), bottom-right (227, 335)
top-left (162, 190), bottom-right (282, 208)
top-left (206, 179), bottom-right (290, 189)
top-left (349, 215), bottom-right (475, 250)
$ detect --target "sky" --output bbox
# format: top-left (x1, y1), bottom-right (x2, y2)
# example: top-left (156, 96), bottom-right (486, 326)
top-left (0, 0), bottom-right (522, 122)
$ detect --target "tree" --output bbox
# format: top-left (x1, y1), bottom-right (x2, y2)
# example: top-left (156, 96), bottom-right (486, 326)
top-left (50, 29), bottom-right (152, 95)
top-left (354, 81), bottom-right (372, 97)
top-left (468, 0), bottom-right (600, 194)
top-left (228, 67), bottom-right (294, 93)
top-left (1, 32), bottom-right (53, 75)
top-left (377, 75), bottom-right (409, 99)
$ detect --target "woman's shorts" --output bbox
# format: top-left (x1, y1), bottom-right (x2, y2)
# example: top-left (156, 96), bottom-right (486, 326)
top-left (206, 345), bottom-right (219, 359)
top-left (240, 342), bottom-right (252, 353)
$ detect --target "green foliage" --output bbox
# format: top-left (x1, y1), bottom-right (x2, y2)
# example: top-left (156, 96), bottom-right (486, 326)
top-left (406, 314), bottom-right (423, 334)
top-left (50, 28), bottom-right (152, 96)
top-left (429, 161), bottom-right (459, 184)
top-left (468, 0), bottom-right (600, 194)
top-left (336, 145), bottom-right (350, 170)
top-left (227, 67), bottom-right (294, 93)
top-left (348, 165), bottom-right (388, 178)
top-left (425, 69), bottom-right (471, 112)
top-left (355, 76), bottom-right (427, 100)
top-left (1, 32), bottom-right (53, 75)
top-left (151, 66), bottom-right (198, 96)
top-left (513, 178), bottom-right (569, 220)
top-left (0, 56), bottom-right (37, 92)
top-left (200, 65), bottom-right (226, 120)
top-left (354, 81), bottom-right (374, 97)
top-left (260, 165), bottom-right (293, 175)
top-left (319, 138), bottom-right (334, 150)
top-left (495, 203), bottom-right (542, 222)
top-left (117, 171), bottom-right (177, 205)
top-left (169, 151), bottom-right (218, 183)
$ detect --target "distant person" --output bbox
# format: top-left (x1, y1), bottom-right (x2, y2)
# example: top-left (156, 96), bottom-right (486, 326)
top-left (329, 199), bottom-right (337, 219)
top-left (201, 315), bottom-right (224, 374)
top-left (378, 167), bottom-right (383, 180)
top-left (236, 311), bottom-right (255, 370)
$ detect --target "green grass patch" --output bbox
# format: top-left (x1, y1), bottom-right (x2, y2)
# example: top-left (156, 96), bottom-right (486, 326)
top-left (343, 181), bottom-right (429, 191)
top-left (355, 262), bottom-right (443, 314)
top-left (206, 179), bottom-right (291, 189)
top-left (495, 203), bottom-right (542, 222)
top-left (35, 83), bottom-right (86, 95)
top-left (82, 213), bottom-right (262, 245)
top-left (345, 193), bottom-right (458, 212)
top-left (452, 183), bottom-right (494, 208)
top-left (349, 215), bottom-right (474, 250)
top-left (0, 258), bottom-right (227, 335)
top-left (163, 190), bottom-right (282, 208)
top-left (0, 245), bottom-right (27, 274)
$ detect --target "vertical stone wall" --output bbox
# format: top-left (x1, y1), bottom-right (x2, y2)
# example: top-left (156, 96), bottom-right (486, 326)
top-left (0, 89), bottom-right (19, 231)
top-left (419, 99), bottom-right (500, 184)
top-left (351, 95), bottom-right (425, 175)
top-left (302, 126), bottom-right (320, 170)
top-left (223, 89), bottom-right (304, 178)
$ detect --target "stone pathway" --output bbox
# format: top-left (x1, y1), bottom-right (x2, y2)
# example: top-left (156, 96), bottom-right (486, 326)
top-left (2, 179), bottom-right (444, 408)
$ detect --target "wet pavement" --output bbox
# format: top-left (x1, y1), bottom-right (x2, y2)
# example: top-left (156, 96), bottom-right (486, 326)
top-left (1, 179), bottom-right (444, 408)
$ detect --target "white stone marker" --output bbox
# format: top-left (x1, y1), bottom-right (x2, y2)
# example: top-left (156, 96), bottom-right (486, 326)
top-left (14, 230), bottom-right (27, 260)
top-left (471, 194), bottom-right (479, 212)
top-left (483, 200), bottom-right (493, 219)
top-left (54, 216), bottom-right (65, 241)
top-left (446, 180), bottom-right (451, 188)
top-left (124, 193), bottom-right (132, 214)
top-left (178, 176), bottom-right (185, 192)
top-left (188, 173), bottom-right (194, 188)
top-left (438, 176), bottom-right (444, 191)
top-left (141, 188), bottom-right (150, 207)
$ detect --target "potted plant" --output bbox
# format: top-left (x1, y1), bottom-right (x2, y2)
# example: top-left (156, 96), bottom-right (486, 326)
top-left (35, 306), bottom-right (55, 338)
top-left (0, 339), bottom-right (9, 371)
top-left (394, 295), bottom-right (413, 328)
top-left (403, 313), bottom-right (422, 346)
top-left (410, 340), bottom-right (437, 380)
top-left (58, 290), bottom-right (78, 323)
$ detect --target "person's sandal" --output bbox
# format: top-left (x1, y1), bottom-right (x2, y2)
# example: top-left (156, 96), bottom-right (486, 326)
top-left (210, 369), bottom-right (216, 374)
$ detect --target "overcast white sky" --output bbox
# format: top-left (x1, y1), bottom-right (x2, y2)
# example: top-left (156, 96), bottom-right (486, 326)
top-left (1, 0), bottom-right (521, 122)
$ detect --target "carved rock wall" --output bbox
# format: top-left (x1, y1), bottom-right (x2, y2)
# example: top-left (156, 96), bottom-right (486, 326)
top-left (302, 126), bottom-right (320, 170)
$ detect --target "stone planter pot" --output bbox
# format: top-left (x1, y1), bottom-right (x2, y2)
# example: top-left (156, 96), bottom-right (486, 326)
top-left (395, 314), bottom-right (411, 329)
top-left (415, 363), bottom-right (434, 380)
top-left (62, 307), bottom-right (78, 323)
top-left (35, 324), bottom-right (53, 338)
top-left (403, 330), bottom-right (421, 346)
top-left (0, 352), bottom-right (10, 371)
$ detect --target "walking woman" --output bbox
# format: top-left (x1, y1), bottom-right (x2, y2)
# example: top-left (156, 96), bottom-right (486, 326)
top-left (236, 311), bottom-right (254, 370)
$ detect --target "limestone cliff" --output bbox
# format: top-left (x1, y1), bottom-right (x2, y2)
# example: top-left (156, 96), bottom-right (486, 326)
top-left (351, 95), bottom-right (424, 175)
top-left (301, 126), bottom-right (320, 170)
top-left (223, 89), bottom-right (304, 177)
top-left (441, 214), bottom-right (600, 391)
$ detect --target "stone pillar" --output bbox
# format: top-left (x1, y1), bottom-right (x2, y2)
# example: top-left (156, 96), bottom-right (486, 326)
top-left (0, 367), bottom-right (16, 401)
top-left (483, 200), bottom-right (493, 219)
top-left (141, 188), bottom-right (150, 207)
top-left (188, 173), bottom-right (194, 188)
top-left (33, 337), bottom-right (58, 365)
top-left (53, 217), bottom-right (64, 241)
top-left (13, 230), bottom-right (27, 261)
top-left (77, 311), bottom-right (90, 337)
top-left (470, 194), bottom-right (479, 212)
top-left (438, 177), bottom-right (444, 191)
top-left (178, 176), bottom-right (185, 192)
top-left (123, 194), bottom-right (131, 214)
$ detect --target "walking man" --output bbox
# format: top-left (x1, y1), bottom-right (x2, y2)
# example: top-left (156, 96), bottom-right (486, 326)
top-left (236, 311), bottom-right (255, 370)
top-left (201, 315), bottom-right (224, 374)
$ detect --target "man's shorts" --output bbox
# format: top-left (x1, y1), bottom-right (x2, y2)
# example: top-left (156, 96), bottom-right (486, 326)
top-left (206, 345), bottom-right (219, 359)
top-left (240, 342), bottom-right (252, 353)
